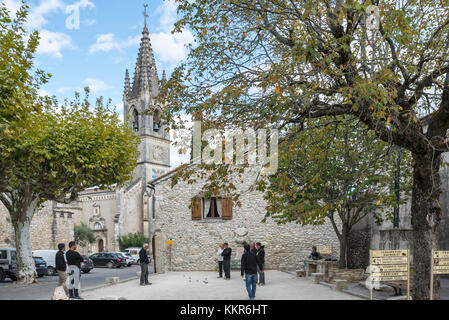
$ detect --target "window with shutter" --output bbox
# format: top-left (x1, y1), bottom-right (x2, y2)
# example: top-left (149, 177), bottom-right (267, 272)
top-left (191, 197), bottom-right (202, 220)
top-left (221, 198), bottom-right (233, 220)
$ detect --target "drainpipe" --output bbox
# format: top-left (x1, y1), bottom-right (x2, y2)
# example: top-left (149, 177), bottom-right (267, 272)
top-left (145, 183), bottom-right (155, 240)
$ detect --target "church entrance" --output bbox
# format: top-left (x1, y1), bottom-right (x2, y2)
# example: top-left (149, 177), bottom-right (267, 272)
top-left (98, 239), bottom-right (104, 252)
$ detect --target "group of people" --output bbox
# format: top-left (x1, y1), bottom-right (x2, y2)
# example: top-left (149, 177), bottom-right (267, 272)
top-left (54, 241), bottom-right (152, 300)
top-left (55, 241), bottom-right (85, 300)
top-left (216, 242), bottom-right (266, 300)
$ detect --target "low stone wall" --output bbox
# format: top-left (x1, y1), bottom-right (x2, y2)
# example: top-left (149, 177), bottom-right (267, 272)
top-left (329, 266), bottom-right (367, 283)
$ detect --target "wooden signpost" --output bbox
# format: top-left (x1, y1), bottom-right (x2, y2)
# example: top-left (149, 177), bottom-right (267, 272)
top-left (369, 250), bottom-right (410, 300)
top-left (430, 250), bottom-right (449, 300)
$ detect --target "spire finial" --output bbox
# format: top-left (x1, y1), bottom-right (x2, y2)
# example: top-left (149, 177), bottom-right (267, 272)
top-left (143, 4), bottom-right (149, 28)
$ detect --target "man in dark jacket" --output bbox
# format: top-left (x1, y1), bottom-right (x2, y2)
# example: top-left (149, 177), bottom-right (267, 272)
top-left (256, 242), bottom-right (265, 286)
top-left (241, 244), bottom-right (262, 300)
top-left (139, 244), bottom-right (152, 286)
top-left (55, 243), bottom-right (68, 294)
top-left (66, 241), bottom-right (84, 299)
top-left (221, 243), bottom-right (232, 280)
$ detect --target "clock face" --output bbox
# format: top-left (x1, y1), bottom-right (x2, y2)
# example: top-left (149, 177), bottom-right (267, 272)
top-left (152, 145), bottom-right (167, 162)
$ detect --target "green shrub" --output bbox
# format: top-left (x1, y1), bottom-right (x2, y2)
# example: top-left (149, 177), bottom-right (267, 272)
top-left (118, 232), bottom-right (149, 251)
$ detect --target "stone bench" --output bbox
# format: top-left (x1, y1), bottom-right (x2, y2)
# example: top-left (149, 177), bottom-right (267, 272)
top-left (105, 277), bottom-right (120, 285)
top-left (333, 279), bottom-right (348, 291)
top-left (296, 269), bottom-right (306, 277)
top-left (311, 272), bottom-right (324, 284)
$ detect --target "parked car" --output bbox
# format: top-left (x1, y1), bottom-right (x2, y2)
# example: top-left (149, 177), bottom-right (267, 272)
top-left (0, 248), bottom-right (17, 281)
top-left (32, 250), bottom-right (59, 276)
top-left (113, 252), bottom-right (129, 268)
top-left (81, 255), bottom-right (94, 273)
top-left (89, 252), bottom-right (124, 268)
top-left (33, 257), bottom-right (48, 278)
top-left (123, 247), bottom-right (140, 264)
top-left (122, 252), bottom-right (135, 266)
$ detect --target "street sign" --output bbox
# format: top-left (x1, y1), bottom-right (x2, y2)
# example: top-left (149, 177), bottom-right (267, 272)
top-left (433, 259), bottom-right (449, 266)
top-left (371, 257), bottom-right (408, 265)
top-left (372, 271), bottom-right (408, 277)
top-left (317, 246), bottom-right (332, 255)
top-left (369, 249), bottom-right (410, 300)
top-left (371, 250), bottom-right (408, 258)
top-left (375, 265), bottom-right (408, 272)
top-left (166, 240), bottom-right (173, 245)
top-left (372, 275), bottom-right (409, 281)
top-left (433, 251), bottom-right (449, 259)
top-left (430, 250), bottom-right (449, 300)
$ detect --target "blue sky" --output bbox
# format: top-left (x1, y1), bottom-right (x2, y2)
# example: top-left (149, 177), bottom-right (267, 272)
top-left (3, 0), bottom-right (194, 167)
top-left (3, 0), bottom-right (193, 116)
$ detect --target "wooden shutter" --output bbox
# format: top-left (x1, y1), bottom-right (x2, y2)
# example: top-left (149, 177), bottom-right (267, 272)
top-left (191, 197), bottom-right (202, 220)
top-left (221, 198), bottom-right (233, 220)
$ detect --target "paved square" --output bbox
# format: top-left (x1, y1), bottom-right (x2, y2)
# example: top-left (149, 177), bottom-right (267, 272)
top-left (83, 271), bottom-right (360, 300)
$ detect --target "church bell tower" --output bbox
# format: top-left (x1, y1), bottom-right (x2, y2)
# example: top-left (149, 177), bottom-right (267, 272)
top-left (123, 5), bottom-right (171, 183)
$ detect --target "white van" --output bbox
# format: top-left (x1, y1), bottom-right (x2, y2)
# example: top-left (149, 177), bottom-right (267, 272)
top-left (32, 250), bottom-right (59, 276)
top-left (123, 247), bottom-right (141, 264)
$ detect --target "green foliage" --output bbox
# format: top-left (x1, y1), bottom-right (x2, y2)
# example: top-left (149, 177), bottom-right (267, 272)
top-left (118, 233), bottom-right (149, 251)
top-left (74, 223), bottom-right (96, 247)
top-left (260, 117), bottom-right (412, 229)
top-left (0, 89), bottom-right (140, 218)
top-left (0, 2), bottom-right (49, 127)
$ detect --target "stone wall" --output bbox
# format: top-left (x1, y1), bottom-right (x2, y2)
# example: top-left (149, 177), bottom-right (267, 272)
top-left (0, 201), bottom-right (74, 250)
top-left (149, 167), bottom-right (341, 273)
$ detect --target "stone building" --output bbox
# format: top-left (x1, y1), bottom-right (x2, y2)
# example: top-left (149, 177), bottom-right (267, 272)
top-left (0, 201), bottom-right (74, 251)
top-left (146, 165), bottom-right (341, 273)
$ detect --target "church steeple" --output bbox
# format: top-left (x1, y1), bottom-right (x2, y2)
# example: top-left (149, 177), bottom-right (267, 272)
top-left (129, 6), bottom-right (159, 100)
top-left (122, 5), bottom-right (170, 184)
top-left (123, 69), bottom-right (130, 99)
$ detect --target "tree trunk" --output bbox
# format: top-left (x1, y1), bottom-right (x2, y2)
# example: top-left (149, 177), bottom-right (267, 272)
top-left (411, 152), bottom-right (441, 300)
top-left (339, 226), bottom-right (349, 269)
top-left (11, 199), bottom-right (38, 284)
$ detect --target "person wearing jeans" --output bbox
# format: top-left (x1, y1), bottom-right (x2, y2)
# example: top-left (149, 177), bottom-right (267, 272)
top-left (139, 243), bottom-right (152, 286)
top-left (241, 244), bottom-right (261, 300)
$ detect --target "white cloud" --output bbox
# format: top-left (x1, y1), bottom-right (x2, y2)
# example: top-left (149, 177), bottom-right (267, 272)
top-left (150, 30), bottom-right (194, 64)
top-left (150, 0), bottom-right (194, 65)
top-left (89, 33), bottom-right (140, 54)
top-left (83, 78), bottom-right (113, 93)
top-left (2, 0), bottom-right (21, 17)
top-left (37, 88), bottom-right (51, 97)
top-left (27, 0), bottom-right (66, 29)
top-left (37, 30), bottom-right (74, 59)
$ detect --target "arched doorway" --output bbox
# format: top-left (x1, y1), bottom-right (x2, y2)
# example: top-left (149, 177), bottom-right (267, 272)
top-left (98, 239), bottom-right (104, 252)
